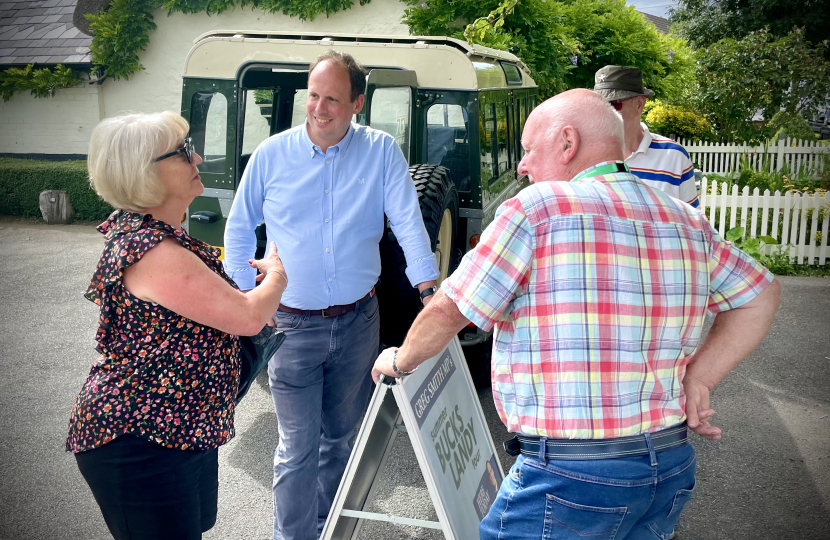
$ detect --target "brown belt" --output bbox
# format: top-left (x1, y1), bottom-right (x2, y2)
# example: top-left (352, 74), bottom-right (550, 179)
top-left (278, 288), bottom-right (374, 318)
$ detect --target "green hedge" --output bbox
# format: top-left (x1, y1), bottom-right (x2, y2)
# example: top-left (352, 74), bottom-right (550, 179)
top-left (0, 158), bottom-right (113, 221)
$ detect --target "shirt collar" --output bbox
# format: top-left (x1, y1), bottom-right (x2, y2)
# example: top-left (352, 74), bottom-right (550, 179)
top-left (301, 120), bottom-right (357, 158)
top-left (631, 122), bottom-right (652, 157)
top-left (570, 161), bottom-right (630, 183)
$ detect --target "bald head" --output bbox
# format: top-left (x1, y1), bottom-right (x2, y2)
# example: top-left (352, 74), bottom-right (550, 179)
top-left (517, 89), bottom-right (624, 184)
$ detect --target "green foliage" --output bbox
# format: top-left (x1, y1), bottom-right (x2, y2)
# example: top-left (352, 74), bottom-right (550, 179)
top-left (163, 0), bottom-right (367, 20)
top-left (463, 0), bottom-right (518, 51)
top-left (670, 0), bottom-right (830, 52)
top-left (403, 0), bottom-right (695, 99)
top-left (86, 0), bottom-right (162, 80)
top-left (767, 110), bottom-right (819, 142)
top-left (708, 155), bottom-right (829, 195)
top-left (643, 100), bottom-right (712, 140)
top-left (725, 225), bottom-right (789, 272)
top-left (694, 28), bottom-right (830, 144)
top-left (85, 0), bottom-right (369, 81)
top-left (0, 159), bottom-right (113, 221)
top-left (0, 64), bottom-right (83, 102)
top-left (253, 89), bottom-right (273, 103)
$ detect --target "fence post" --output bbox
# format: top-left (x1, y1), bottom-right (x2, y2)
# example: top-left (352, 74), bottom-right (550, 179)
top-left (776, 136), bottom-right (786, 172)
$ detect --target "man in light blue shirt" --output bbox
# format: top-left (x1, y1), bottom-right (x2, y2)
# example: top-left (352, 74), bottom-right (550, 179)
top-left (224, 50), bottom-right (438, 540)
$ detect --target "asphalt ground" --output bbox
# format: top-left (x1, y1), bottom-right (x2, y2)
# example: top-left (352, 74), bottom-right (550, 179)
top-left (0, 218), bottom-right (827, 540)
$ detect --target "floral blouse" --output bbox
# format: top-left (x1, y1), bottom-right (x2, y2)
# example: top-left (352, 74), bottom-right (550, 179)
top-left (66, 210), bottom-right (240, 453)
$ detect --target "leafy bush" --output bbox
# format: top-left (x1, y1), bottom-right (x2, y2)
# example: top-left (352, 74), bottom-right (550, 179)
top-left (767, 110), bottom-right (818, 142)
top-left (0, 64), bottom-right (82, 102)
top-left (0, 158), bottom-right (112, 221)
top-left (643, 100), bottom-right (712, 141)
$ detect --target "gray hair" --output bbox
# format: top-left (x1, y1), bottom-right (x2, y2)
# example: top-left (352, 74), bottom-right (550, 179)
top-left (87, 111), bottom-right (189, 212)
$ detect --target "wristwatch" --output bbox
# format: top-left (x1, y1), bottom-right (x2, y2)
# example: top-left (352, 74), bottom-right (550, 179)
top-left (392, 348), bottom-right (417, 377)
top-left (419, 286), bottom-right (438, 301)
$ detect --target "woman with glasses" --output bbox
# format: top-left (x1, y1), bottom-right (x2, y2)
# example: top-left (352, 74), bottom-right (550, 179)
top-left (66, 111), bottom-right (287, 540)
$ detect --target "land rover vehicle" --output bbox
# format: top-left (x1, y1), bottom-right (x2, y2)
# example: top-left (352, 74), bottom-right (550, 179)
top-left (180, 31), bottom-right (538, 382)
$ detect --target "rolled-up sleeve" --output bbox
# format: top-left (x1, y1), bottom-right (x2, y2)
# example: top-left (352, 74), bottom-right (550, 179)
top-left (707, 225), bottom-right (774, 313)
top-left (382, 140), bottom-right (439, 286)
top-left (442, 198), bottom-right (533, 331)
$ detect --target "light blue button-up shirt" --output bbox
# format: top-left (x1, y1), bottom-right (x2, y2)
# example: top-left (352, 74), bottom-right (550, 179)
top-left (223, 123), bottom-right (439, 309)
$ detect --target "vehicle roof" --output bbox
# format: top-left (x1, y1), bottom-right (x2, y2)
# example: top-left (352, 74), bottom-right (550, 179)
top-left (183, 30), bottom-right (536, 90)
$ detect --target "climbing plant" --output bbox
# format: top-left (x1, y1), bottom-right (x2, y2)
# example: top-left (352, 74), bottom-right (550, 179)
top-left (87, 0), bottom-right (371, 80)
top-left (0, 64), bottom-right (82, 102)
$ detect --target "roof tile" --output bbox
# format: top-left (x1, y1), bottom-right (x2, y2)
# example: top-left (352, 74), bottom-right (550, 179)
top-left (57, 26), bottom-right (77, 39)
top-left (39, 26), bottom-right (65, 39)
top-left (0, 0), bottom-right (94, 65)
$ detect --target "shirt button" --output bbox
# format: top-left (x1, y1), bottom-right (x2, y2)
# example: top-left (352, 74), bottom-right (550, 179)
top-left (325, 189), bottom-right (329, 194)
top-left (325, 219), bottom-right (329, 223)
top-left (326, 160), bottom-right (330, 164)
top-left (328, 278), bottom-right (332, 282)
top-left (326, 248), bottom-right (330, 253)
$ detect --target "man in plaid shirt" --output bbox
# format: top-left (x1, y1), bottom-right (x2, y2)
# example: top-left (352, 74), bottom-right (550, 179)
top-left (373, 89), bottom-right (781, 539)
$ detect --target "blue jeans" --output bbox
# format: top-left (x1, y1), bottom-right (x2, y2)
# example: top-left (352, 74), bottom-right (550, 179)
top-left (268, 294), bottom-right (379, 540)
top-left (480, 438), bottom-right (696, 540)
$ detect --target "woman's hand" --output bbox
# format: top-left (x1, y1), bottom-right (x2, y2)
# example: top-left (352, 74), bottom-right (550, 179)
top-left (250, 242), bottom-right (287, 287)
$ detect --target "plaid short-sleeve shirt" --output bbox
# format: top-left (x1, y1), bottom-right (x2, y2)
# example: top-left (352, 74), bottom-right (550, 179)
top-left (443, 162), bottom-right (772, 439)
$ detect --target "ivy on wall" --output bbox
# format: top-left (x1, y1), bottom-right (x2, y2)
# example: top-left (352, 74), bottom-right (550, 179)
top-left (88, 0), bottom-right (371, 80)
top-left (2, 0), bottom-right (370, 98)
top-left (0, 64), bottom-right (82, 102)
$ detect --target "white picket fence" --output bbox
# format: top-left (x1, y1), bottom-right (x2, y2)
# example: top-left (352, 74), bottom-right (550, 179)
top-left (676, 137), bottom-right (829, 175)
top-left (699, 179), bottom-right (829, 265)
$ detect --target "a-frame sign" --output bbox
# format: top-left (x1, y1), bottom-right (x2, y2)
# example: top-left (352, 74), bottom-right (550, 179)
top-left (321, 337), bottom-right (504, 539)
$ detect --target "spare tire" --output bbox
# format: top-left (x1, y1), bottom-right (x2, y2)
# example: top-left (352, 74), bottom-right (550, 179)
top-left (378, 164), bottom-right (459, 347)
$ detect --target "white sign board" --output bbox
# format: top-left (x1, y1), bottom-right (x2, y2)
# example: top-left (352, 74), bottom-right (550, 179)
top-left (322, 337), bottom-right (503, 539)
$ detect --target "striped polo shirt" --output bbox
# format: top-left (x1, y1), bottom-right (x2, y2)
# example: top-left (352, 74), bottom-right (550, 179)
top-left (626, 123), bottom-right (699, 208)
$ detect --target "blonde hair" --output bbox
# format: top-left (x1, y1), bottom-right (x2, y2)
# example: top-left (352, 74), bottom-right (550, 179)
top-left (87, 111), bottom-right (189, 211)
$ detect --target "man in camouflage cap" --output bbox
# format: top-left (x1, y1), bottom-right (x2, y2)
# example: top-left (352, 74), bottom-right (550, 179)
top-left (594, 65), bottom-right (699, 208)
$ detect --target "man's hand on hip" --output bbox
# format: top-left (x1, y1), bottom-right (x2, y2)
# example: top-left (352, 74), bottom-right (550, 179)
top-left (683, 376), bottom-right (721, 440)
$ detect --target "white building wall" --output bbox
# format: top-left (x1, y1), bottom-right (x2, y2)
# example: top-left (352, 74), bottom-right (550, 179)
top-left (100, 0), bottom-right (409, 120)
top-left (0, 82), bottom-right (102, 155)
top-left (2, 0), bottom-right (408, 157)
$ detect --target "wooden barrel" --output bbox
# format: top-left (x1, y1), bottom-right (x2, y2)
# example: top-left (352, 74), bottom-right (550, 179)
top-left (39, 190), bottom-right (75, 224)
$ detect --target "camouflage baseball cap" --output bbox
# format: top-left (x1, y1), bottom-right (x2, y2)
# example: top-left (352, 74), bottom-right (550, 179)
top-left (593, 65), bottom-right (656, 101)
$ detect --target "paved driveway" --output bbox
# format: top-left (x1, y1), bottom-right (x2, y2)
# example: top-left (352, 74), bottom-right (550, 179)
top-left (0, 218), bottom-right (827, 539)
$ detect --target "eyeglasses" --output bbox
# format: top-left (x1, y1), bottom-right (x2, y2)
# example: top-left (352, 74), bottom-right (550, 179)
top-left (154, 137), bottom-right (193, 164)
top-left (610, 99), bottom-right (630, 111)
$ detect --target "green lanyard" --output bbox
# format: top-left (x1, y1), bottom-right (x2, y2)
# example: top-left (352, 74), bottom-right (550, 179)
top-left (571, 161), bottom-right (629, 183)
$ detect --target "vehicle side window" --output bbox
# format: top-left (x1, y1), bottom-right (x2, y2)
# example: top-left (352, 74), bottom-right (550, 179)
top-left (370, 87), bottom-right (412, 161)
top-left (496, 102), bottom-right (510, 176)
top-left (515, 97), bottom-right (525, 160)
top-left (292, 89), bottom-right (308, 127)
top-left (242, 90), bottom-right (273, 155)
top-left (190, 92), bottom-right (227, 174)
top-left (427, 104), bottom-right (470, 192)
top-left (480, 104), bottom-right (497, 182)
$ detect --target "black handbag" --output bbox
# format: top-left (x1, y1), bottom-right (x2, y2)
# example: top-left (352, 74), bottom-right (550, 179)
top-left (236, 325), bottom-right (286, 403)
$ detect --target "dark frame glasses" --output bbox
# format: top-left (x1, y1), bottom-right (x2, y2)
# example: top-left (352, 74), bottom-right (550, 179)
top-left (154, 137), bottom-right (193, 163)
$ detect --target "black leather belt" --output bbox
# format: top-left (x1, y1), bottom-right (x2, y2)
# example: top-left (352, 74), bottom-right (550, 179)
top-left (504, 423), bottom-right (688, 461)
top-left (278, 288), bottom-right (374, 318)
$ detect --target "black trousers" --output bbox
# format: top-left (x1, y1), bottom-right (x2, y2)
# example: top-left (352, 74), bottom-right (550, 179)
top-left (75, 434), bottom-right (219, 540)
